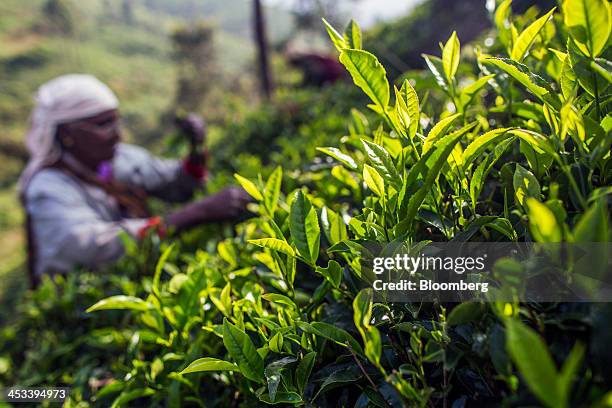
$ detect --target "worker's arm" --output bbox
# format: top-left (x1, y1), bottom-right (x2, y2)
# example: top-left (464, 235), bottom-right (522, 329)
top-left (112, 114), bottom-right (208, 203)
top-left (112, 143), bottom-right (205, 203)
top-left (26, 170), bottom-right (149, 276)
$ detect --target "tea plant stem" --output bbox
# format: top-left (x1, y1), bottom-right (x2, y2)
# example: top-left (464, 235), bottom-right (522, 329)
top-left (555, 156), bottom-right (587, 210)
top-left (507, 85), bottom-right (513, 125)
top-left (592, 69), bottom-right (601, 121)
top-left (383, 111), bottom-right (421, 161)
top-left (432, 183), bottom-right (451, 239)
top-left (348, 344), bottom-right (377, 389)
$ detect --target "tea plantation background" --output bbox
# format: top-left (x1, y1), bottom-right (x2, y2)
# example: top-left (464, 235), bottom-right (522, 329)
top-left (1, 0), bottom-right (611, 407)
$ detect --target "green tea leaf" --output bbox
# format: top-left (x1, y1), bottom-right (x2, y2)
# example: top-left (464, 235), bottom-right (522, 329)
top-left (363, 164), bottom-right (385, 197)
top-left (258, 391), bottom-right (303, 405)
top-left (315, 260), bottom-right (343, 288)
top-left (222, 318), bottom-right (264, 383)
top-left (269, 332), bottom-right (283, 353)
top-left (362, 140), bottom-right (401, 189)
top-left (339, 49), bottom-right (390, 109)
top-left (508, 128), bottom-right (557, 157)
top-left (495, 0), bottom-right (514, 49)
top-left (567, 40), bottom-right (607, 97)
top-left (180, 358), bottom-right (239, 374)
top-left (514, 164), bottom-right (541, 207)
top-left (526, 198), bottom-right (563, 242)
top-left (299, 321), bottom-right (364, 356)
top-left (459, 75), bottom-right (495, 110)
top-left (462, 128), bottom-right (512, 167)
top-left (453, 216), bottom-right (518, 242)
top-left (398, 126), bottom-right (468, 233)
top-left (447, 302), bottom-right (485, 326)
top-left (353, 289), bottom-right (381, 366)
top-left (289, 191), bottom-right (321, 265)
top-left (316, 147), bottom-right (358, 170)
top-left (482, 57), bottom-right (561, 109)
top-left (331, 165), bottom-right (360, 192)
top-left (343, 19), bottom-right (362, 49)
top-left (572, 198), bottom-right (609, 242)
top-left (111, 388), bottom-right (155, 408)
top-left (249, 238), bottom-right (295, 257)
top-left (313, 365), bottom-right (362, 399)
top-left (511, 8), bottom-right (556, 62)
top-left (321, 207), bottom-right (348, 245)
top-left (398, 79), bottom-right (420, 139)
top-left (265, 357), bottom-right (297, 402)
top-left (264, 166), bottom-right (282, 216)
top-left (442, 31), bottom-right (460, 82)
top-left (353, 288), bottom-right (373, 329)
top-left (262, 293), bottom-right (297, 309)
top-left (234, 174), bottom-right (263, 201)
top-left (423, 54), bottom-right (448, 91)
top-left (322, 18), bottom-right (347, 51)
top-left (423, 113), bottom-right (462, 153)
top-left (296, 351), bottom-right (316, 395)
top-left (470, 157), bottom-right (490, 211)
top-left (563, 0), bottom-right (611, 58)
top-left (87, 296), bottom-right (153, 313)
top-left (153, 243), bottom-right (174, 297)
top-left (558, 343), bottom-right (585, 404)
top-left (505, 319), bottom-right (563, 408)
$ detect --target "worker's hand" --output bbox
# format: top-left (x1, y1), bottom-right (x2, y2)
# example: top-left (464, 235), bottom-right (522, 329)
top-left (196, 187), bottom-right (252, 222)
top-left (165, 187), bottom-right (252, 231)
top-left (175, 113), bottom-right (207, 146)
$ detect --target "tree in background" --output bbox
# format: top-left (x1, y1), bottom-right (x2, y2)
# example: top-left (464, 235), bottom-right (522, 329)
top-left (171, 22), bottom-right (217, 112)
top-left (42, 0), bottom-right (75, 35)
top-left (368, 0), bottom-right (557, 79)
top-left (254, 0), bottom-right (274, 100)
top-left (122, 0), bottom-right (134, 25)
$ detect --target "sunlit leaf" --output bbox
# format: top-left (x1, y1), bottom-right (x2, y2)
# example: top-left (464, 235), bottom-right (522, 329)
top-left (339, 49), bottom-right (390, 109)
top-left (180, 358), bottom-right (239, 374)
top-left (343, 19), bottom-right (362, 49)
top-left (362, 139), bottom-right (401, 189)
top-left (222, 318), bottom-right (264, 383)
top-left (505, 319), bottom-right (563, 408)
top-left (526, 198), bottom-right (562, 242)
top-left (289, 191), bottom-right (320, 265)
top-left (234, 174), bottom-right (263, 201)
top-left (316, 147), bottom-right (358, 170)
top-left (87, 296), bottom-right (153, 313)
top-left (322, 18), bottom-right (347, 51)
top-left (563, 0), bottom-right (611, 58)
top-left (442, 31), bottom-right (460, 82)
top-left (511, 8), bottom-right (556, 62)
top-left (363, 164), bottom-right (385, 197)
top-left (249, 238), bottom-right (295, 257)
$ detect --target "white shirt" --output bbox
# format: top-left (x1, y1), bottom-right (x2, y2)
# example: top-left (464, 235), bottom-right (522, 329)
top-left (25, 143), bottom-right (200, 277)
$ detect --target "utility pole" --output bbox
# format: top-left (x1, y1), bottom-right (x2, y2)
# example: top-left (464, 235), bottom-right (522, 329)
top-left (253, 0), bottom-right (274, 99)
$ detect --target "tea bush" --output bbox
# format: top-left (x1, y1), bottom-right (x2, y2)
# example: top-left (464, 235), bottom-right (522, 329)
top-left (5, 0), bottom-right (612, 407)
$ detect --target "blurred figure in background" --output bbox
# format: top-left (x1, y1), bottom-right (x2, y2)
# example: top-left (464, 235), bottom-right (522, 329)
top-left (19, 74), bottom-right (250, 288)
top-left (288, 51), bottom-right (346, 87)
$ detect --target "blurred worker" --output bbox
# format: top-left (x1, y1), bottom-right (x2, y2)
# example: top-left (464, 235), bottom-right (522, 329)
top-left (288, 51), bottom-right (346, 87)
top-left (19, 74), bottom-right (251, 288)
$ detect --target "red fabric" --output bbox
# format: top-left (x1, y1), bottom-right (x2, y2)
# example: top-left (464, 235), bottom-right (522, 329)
top-left (182, 155), bottom-right (207, 181)
top-left (137, 216), bottom-right (167, 239)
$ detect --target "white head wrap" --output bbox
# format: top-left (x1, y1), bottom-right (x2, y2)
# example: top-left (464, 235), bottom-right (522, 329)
top-left (19, 74), bottom-right (119, 194)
